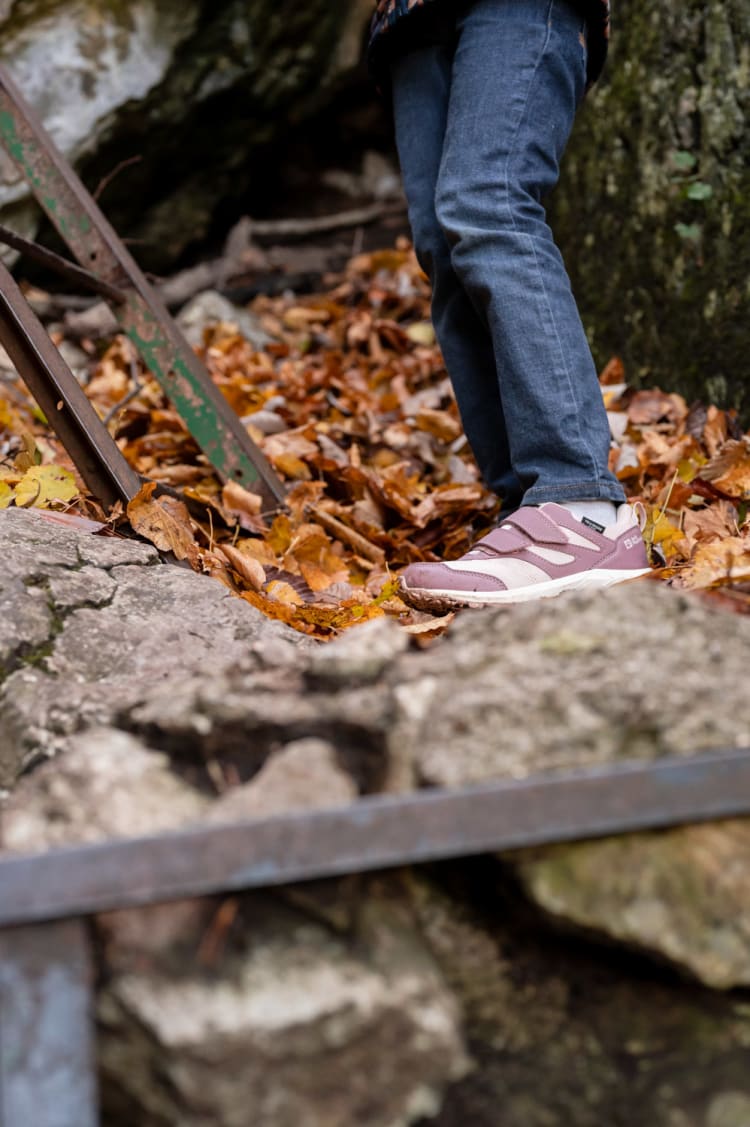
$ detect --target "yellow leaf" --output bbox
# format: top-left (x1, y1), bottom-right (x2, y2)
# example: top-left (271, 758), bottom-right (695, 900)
top-left (13, 465), bottom-right (79, 510)
top-left (677, 537), bottom-right (750, 590)
top-left (265, 580), bottom-right (304, 607)
top-left (405, 321), bottom-right (436, 346)
top-left (0, 481), bottom-right (13, 509)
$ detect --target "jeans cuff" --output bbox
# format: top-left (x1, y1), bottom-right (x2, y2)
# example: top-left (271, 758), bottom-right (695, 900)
top-left (522, 481), bottom-right (627, 505)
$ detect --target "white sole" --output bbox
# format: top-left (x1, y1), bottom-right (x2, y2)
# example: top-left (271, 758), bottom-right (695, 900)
top-left (401, 567), bottom-right (652, 609)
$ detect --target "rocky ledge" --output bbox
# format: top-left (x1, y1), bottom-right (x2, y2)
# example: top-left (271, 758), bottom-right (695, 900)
top-left (2, 507), bottom-right (750, 1127)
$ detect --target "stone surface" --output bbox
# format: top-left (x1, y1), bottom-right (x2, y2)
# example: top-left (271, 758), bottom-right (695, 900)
top-left (554, 0), bottom-right (750, 416)
top-left (176, 290), bottom-right (271, 349)
top-left (3, 508), bottom-right (750, 1123)
top-left (97, 885), bottom-right (468, 1127)
top-left (207, 738), bottom-right (357, 823)
top-left (1, 728), bottom-right (208, 852)
top-left (408, 873), bottom-right (750, 1127)
top-left (515, 819), bottom-right (750, 990)
top-left (0, 0), bottom-right (373, 270)
top-left (0, 508), bottom-right (307, 786)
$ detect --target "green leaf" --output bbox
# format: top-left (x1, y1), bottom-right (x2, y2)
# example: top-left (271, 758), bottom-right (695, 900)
top-left (674, 222), bottom-right (702, 242)
top-left (686, 181), bottom-right (713, 201)
top-left (672, 150), bottom-right (697, 172)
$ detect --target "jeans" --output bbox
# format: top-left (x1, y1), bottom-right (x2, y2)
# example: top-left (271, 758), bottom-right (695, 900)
top-left (390, 0), bottom-right (626, 510)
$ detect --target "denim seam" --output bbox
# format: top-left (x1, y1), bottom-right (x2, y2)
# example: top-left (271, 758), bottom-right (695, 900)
top-left (500, 0), bottom-right (602, 494)
top-left (523, 482), bottom-right (626, 502)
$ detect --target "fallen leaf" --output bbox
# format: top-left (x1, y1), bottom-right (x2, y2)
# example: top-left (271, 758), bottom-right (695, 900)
top-left (676, 537), bottom-right (750, 590)
top-left (699, 438), bottom-right (750, 498)
top-left (126, 481), bottom-right (199, 564)
top-left (218, 542), bottom-right (266, 591)
top-left (12, 465), bottom-right (79, 509)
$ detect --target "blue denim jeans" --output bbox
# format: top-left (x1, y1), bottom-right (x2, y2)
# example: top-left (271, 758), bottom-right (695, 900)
top-left (391, 0), bottom-right (626, 510)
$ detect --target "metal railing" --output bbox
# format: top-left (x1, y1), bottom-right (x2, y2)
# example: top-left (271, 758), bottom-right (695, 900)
top-left (2, 747), bottom-right (750, 1126)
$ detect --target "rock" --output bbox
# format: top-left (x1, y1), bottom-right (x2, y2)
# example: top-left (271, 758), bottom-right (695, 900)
top-left (553, 0), bottom-right (750, 416)
top-left (304, 614), bottom-right (409, 688)
top-left (176, 290), bottom-right (271, 350)
top-left (0, 0), bottom-right (373, 271)
top-left (0, 727), bottom-right (208, 852)
top-left (0, 508), bottom-right (308, 786)
top-left (515, 819), bottom-right (750, 990)
top-left (97, 885), bottom-right (468, 1127)
top-left (208, 738), bottom-right (357, 823)
top-left (403, 583), bottom-right (750, 788)
top-left (407, 873), bottom-right (750, 1127)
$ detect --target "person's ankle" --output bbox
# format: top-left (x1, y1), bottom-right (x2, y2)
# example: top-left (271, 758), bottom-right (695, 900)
top-left (556, 500), bottom-right (618, 529)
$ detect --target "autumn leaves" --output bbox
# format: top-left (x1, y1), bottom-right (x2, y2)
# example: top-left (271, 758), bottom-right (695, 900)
top-left (0, 243), bottom-right (749, 632)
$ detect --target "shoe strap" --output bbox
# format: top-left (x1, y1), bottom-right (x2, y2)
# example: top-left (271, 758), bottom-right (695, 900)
top-left (475, 506), bottom-right (570, 557)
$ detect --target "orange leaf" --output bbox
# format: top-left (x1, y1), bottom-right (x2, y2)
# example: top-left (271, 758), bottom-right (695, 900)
top-left (126, 482), bottom-right (199, 565)
top-left (699, 438), bottom-right (750, 499)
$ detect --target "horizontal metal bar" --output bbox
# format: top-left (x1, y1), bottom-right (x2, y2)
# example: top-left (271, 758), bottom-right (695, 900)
top-left (1, 748), bottom-right (749, 929)
top-left (0, 223), bottom-right (127, 304)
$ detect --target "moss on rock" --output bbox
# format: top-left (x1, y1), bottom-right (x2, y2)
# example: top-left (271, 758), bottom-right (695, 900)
top-left (552, 0), bottom-right (750, 417)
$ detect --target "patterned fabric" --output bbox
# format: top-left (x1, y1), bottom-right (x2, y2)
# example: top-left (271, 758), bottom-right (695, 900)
top-left (369, 0), bottom-right (611, 89)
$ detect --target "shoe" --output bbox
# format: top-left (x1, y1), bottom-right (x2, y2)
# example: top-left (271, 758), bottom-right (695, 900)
top-left (399, 502), bottom-right (651, 611)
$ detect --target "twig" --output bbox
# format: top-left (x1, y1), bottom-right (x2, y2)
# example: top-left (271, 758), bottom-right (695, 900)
top-left (93, 155), bottom-right (143, 202)
top-left (246, 200), bottom-right (406, 241)
top-left (309, 505), bottom-right (386, 565)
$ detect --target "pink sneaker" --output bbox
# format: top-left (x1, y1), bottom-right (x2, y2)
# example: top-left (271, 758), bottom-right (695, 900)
top-left (399, 503), bottom-right (651, 611)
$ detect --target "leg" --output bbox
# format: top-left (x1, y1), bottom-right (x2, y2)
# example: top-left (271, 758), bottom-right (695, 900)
top-left (435, 0), bottom-right (626, 506)
top-left (390, 44), bottom-right (524, 509)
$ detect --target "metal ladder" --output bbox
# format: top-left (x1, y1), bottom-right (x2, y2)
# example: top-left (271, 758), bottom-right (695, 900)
top-left (0, 64), bottom-right (286, 512)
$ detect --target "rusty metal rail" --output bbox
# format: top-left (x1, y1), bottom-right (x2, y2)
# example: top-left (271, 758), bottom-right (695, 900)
top-left (2, 746), bottom-right (750, 1126)
top-left (0, 64), bottom-right (286, 510)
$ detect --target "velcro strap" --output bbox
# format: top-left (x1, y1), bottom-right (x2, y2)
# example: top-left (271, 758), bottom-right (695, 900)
top-left (477, 507), bottom-right (569, 556)
top-left (504, 507), bottom-right (570, 544)
top-left (476, 526), bottom-right (530, 555)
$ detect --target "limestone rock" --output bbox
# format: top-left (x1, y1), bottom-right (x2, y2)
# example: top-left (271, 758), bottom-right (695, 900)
top-left (0, 0), bottom-right (373, 270)
top-left (176, 290), bottom-right (271, 350)
top-left (515, 819), bottom-right (750, 990)
top-left (97, 887), bottom-right (468, 1127)
top-left (208, 738), bottom-right (357, 823)
top-left (0, 508), bottom-right (308, 787)
top-left (404, 583), bottom-right (750, 788)
top-left (408, 874), bottom-right (750, 1127)
top-left (0, 727), bottom-right (208, 852)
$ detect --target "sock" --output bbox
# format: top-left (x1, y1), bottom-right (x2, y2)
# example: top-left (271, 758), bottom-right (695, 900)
top-left (557, 500), bottom-right (618, 530)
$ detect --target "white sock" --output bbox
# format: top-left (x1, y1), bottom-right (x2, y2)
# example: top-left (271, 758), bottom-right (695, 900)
top-left (557, 500), bottom-right (619, 529)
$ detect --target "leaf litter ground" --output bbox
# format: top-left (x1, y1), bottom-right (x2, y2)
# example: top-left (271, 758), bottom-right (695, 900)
top-left (1, 240), bottom-right (749, 638)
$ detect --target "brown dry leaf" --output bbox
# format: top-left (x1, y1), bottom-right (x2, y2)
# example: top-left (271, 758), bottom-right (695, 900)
top-left (222, 480), bottom-right (263, 517)
top-left (598, 357), bottom-right (625, 386)
top-left (699, 438), bottom-right (750, 499)
top-left (218, 542), bottom-right (266, 591)
top-left (702, 406), bottom-right (729, 457)
top-left (284, 524), bottom-right (350, 593)
top-left (628, 389), bottom-right (688, 428)
top-left (676, 537), bottom-right (750, 590)
top-left (415, 407), bottom-right (462, 443)
top-left (682, 502), bottom-right (739, 553)
top-left (127, 482), bottom-right (199, 564)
